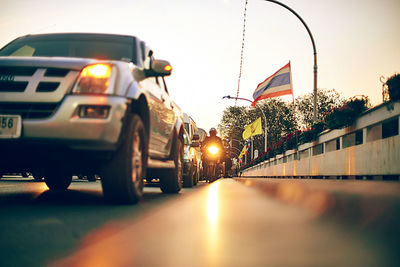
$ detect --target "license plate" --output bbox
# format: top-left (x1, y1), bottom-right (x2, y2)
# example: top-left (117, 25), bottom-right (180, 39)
top-left (0, 115), bottom-right (22, 138)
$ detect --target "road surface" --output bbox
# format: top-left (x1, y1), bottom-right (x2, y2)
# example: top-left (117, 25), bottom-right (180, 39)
top-left (0, 175), bottom-right (399, 266)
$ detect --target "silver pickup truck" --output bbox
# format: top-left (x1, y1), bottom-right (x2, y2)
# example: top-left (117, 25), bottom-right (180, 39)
top-left (0, 33), bottom-right (185, 204)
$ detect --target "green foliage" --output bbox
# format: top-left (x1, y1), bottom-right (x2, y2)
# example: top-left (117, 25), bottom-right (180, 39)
top-left (386, 73), bottom-right (400, 101)
top-left (295, 88), bottom-right (345, 128)
top-left (219, 99), bottom-right (296, 155)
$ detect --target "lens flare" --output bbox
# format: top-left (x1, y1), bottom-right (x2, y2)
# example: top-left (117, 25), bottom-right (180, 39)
top-left (208, 146), bottom-right (219, 155)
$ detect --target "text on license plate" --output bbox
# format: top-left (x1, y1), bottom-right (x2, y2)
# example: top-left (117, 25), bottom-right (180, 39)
top-left (0, 115), bottom-right (22, 138)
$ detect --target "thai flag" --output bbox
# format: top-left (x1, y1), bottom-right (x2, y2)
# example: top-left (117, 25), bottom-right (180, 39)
top-left (244, 140), bottom-right (251, 155)
top-left (252, 62), bottom-right (292, 106)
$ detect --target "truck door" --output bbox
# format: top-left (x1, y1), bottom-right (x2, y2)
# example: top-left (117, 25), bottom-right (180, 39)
top-left (157, 76), bottom-right (175, 153)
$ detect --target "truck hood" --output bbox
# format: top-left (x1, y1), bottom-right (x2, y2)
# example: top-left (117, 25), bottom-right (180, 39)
top-left (0, 56), bottom-right (102, 70)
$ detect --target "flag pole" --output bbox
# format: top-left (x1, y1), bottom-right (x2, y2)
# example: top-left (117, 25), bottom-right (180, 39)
top-left (251, 137), bottom-right (254, 160)
top-left (289, 61), bottom-right (296, 123)
top-left (289, 61), bottom-right (299, 150)
top-left (254, 103), bottom-right (267, 153)
top-left (264, 121), bottom-right (268, 153)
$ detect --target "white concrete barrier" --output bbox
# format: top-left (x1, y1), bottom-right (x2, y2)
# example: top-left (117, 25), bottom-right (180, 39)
top-left (243, 101), bottom-right (400, 179)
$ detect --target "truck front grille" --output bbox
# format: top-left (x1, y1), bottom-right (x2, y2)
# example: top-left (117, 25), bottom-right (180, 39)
top-left (0, 66), bottom-right (37, 76)
top-left (0, 102), bottom-right (59, 119)
top-left (0, 66), bottom-right (75, 97)
top-left (36, 82), bottom-right (60, 92)
top-left (44, 68), bottom-right (70, 77)
top-left (0, 66), bottom-right (70, 77)
top-left (0, 81), bottom-right (29, 92)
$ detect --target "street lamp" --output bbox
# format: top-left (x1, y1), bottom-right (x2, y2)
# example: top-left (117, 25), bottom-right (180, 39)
top-left (230, 146), bottom-right (242, 155)
top-left (222, 95), bottom-right (268, 153)
top-left (263, 0), bottom-right (318, 122)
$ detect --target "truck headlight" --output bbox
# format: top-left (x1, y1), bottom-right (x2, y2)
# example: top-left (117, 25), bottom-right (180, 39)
top-left (73, 64), bottom-right (115, 94)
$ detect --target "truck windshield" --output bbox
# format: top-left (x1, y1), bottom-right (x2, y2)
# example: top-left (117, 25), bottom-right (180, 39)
top-left (0, 34), bottom-right (136, 64)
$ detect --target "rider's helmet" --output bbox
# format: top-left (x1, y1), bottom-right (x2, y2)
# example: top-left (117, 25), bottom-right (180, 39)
top-left (209, 128), bottom-right (217, 137)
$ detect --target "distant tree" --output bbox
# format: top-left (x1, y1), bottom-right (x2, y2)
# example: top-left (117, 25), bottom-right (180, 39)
top-left (219, 106), bottom-right (248, 157)
top-left (295, 88), bottom-right (345, 128)
top-left (219, 99), bottom-right (296, 157)
top-left (257, 99), bottom-right (296, 149)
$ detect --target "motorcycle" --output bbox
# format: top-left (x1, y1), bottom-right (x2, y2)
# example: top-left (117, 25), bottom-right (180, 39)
top-left (203, 143), bottom-right (223, 182)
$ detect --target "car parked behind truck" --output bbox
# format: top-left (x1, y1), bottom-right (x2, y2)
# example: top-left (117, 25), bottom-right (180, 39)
top-left (182, 113), bottom-right (202, 187)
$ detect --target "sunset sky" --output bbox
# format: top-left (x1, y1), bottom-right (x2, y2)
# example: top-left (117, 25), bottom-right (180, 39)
top-left (1, 0), bottom-right (399, 131)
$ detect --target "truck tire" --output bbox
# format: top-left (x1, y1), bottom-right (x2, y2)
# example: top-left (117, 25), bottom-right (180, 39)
top-left (87, 174), bottom-right (97, 182)
top-left (101, 114), bottom-right (147, 204)
top-left (44, 171), bottom-right (72, 191)
top-left (193, 167), bottom-right (198, 186)
top-left (32, 171), bottom-right (44, 181)
top-left (160, 137), bottom-right (183, 193)
top-left (183, 163), bottom-right (194, 188)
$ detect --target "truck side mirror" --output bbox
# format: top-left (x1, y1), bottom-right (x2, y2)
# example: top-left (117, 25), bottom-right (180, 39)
top-left (192, 133), bottom-right (200, 141)
top-left (146, 59), bottom-right (172, 77)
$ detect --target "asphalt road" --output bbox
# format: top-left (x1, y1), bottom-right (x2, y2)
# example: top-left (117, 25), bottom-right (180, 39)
top-left (1, 175), bottom-right (399, 267)
top-left (0, 175), bottom-right (207, 267)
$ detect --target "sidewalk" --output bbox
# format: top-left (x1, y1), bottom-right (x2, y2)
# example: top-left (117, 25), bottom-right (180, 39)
top-left (52, 178), bottom-right (399, 267)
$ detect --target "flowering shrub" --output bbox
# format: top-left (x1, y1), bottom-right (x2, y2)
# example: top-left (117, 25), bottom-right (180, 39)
top-left (266, 147), bottom-right (275, 159)
top-left (282, 130), bottom-right (301, 151)
top-left (274, 140), bottom-right (284, 155)
top-left (324, 96), bottom-right (369, 129)
top-left (386, 73), bottom-right (400, 101)
top-left (297, 122), bottom-right (325, 143)
top-left (299, 127), bottom-right (314, 143)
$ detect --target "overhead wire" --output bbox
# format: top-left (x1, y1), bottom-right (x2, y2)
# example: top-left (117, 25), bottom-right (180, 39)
top-left (235, 0), bottom-right (249, 106)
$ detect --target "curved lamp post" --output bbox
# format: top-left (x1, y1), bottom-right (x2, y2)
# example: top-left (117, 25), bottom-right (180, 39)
top-left (229, 146), bottom-right (242, 157)
top-left (264, 0), bottom-right (318, 122)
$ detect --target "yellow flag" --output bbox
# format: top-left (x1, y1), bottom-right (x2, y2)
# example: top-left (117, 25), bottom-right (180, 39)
top-left (242, 117), bottom-right (262, 140)
top-left (238, 144), bottom-right (247, 159)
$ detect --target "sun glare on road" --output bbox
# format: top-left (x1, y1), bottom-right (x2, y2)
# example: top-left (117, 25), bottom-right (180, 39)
top-left (206, 181), bottom-right (220, 264)
top-left (207, 182), bottom-right (219, 227)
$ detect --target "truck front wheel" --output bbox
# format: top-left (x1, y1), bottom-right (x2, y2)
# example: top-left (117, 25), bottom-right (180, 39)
top-left (101, 114), bottom-right (147, 204)
top-left (44, 170), bottom-right (72, 191)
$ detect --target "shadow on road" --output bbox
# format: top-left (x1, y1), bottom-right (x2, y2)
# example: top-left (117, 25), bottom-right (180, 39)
top-left (0, 180), bottom-right (187, 267)
top-left (0, 179), bottom-right (177, 206)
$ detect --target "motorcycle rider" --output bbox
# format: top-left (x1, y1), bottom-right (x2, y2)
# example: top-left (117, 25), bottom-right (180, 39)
top-left (201, 128), bottom-right (225, 181)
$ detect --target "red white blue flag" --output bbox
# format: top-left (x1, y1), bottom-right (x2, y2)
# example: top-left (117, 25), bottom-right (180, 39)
top-left (252, 62), bottom-right (292, 106)
top-left (245, 140), bottom-right (251, 155)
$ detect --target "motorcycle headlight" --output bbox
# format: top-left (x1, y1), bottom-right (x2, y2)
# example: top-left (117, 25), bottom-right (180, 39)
top-left (208, 146), bottom-right (219, 155)
top-left (72, 63), bottom-right (116, 95)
